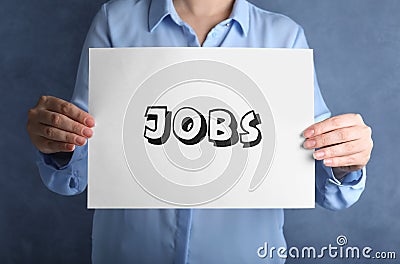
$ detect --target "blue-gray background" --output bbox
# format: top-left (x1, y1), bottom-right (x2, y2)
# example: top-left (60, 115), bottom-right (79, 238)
top-left (1, 0), bottom-right (399, 263)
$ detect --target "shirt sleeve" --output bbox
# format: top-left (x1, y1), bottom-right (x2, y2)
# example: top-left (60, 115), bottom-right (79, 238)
top-left (36, 4), bottom-right (111, 195)
top-left (292, 25), bottom-right (366, 210)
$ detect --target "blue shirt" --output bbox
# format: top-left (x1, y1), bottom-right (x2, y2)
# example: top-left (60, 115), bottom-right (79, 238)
top-left (36, 0), bottom-right (366, 263)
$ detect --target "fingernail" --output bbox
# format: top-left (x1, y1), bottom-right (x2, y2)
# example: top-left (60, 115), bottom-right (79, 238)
top-left (313, 151), bottom-right (325, 159)
top-left (324, 159), bottom-right (332, 166)
top-left (303, 129), bottom-right (314, 138)
top-left (303, 140), bottom-right (316, 149)
top-left (85, 118), bottom-right (95, 127)
top-left (66, 144), bottom-right (75, 151)
top-left (83, 128), bottom-right (93, 137)
top-left (76, 137), bottom-right (86, 145)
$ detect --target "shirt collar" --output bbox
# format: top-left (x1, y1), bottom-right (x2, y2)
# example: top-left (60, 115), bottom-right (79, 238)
top-left (229, 0), bottom-right (250, 36)
top-left (148, 0), bottom-right (250, 36)
top-left (148, 0), bottom-right (180, 32)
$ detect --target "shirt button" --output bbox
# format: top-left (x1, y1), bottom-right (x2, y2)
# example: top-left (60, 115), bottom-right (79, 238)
top-left (212, 32), bottom-right (217, 38)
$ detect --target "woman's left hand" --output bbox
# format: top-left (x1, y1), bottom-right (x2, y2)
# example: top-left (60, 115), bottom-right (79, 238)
top-left (303, 113), bottom-right (373, 179)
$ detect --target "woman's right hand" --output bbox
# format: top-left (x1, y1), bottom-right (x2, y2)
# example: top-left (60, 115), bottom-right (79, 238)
top-left (26, 96), bottom-right (95, 154)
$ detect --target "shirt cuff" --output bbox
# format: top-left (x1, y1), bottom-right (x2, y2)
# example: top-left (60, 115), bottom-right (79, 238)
top-left (36, 145), bottom-right (88, 195)
top-left (38, 145), bottom-right (86, 170)
top-left (321, 162), bottom-right (365, 187)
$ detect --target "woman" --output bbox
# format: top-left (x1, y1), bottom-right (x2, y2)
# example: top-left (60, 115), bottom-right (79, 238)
top-left (26, 0), bottom-right (373, 263)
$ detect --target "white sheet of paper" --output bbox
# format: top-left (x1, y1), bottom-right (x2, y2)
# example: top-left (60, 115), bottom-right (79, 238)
top-left (88, 48), bottom-right (314, 208)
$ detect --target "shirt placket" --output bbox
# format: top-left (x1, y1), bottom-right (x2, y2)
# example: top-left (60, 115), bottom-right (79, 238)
top-left (179, 20), bottom-right (233, 48)
top-left (202, 21), bottom-right (232, 47)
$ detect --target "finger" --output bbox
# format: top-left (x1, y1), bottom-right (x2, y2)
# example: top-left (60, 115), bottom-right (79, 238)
top-left (313, 139), bottom-right (366, 160)
top-left (303, 126), bottom-right (367, 149)
top-left (39, 96), bottom-right (95, 127)
top-left (36, 123), bottom-right (87, 146)
top-left (37, 109), bottom-right (93, 138)
top-left (303, 113), bottom-right (363, 138)
top-left (323, 152), bottom-right (370, 168)
top-left (36, 137), bottom-right (76, 154)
